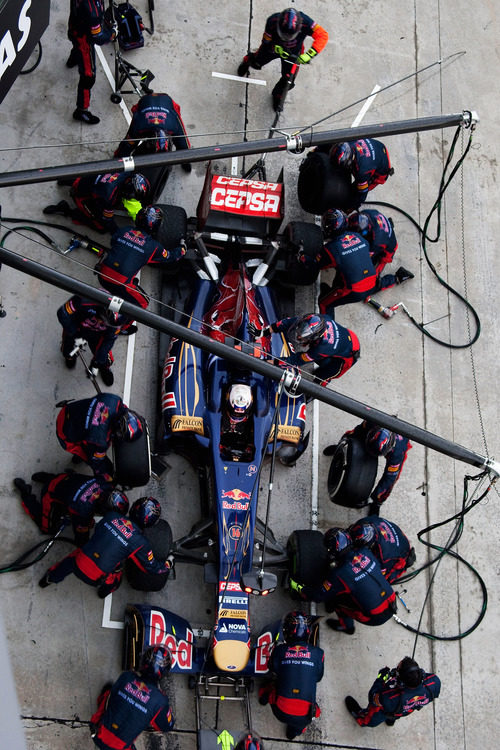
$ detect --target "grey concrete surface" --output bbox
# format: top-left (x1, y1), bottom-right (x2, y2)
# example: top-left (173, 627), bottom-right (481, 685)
top-left (0, 1), bottom-right (499, 749)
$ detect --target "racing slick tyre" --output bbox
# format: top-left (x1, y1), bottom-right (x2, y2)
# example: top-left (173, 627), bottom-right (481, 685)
top-left (327, 436), bottom-right (378, 508)
top-left (297, 151), bottom-right (354, 214)
top-left (287, 529), bottom-right (328, 586)
top-left (279, 221), bottom-right (324, 285)
top-left (113, 415), bottom-right (151, 488)
top-left (123, 604), bottom-right (144, 670)
top-left (125, 519), bottom-right (173, 591)
top-left (155, 203), bottom-right (188, 250)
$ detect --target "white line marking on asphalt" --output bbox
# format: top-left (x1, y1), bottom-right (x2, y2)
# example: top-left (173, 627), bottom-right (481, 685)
top-left (95, 46), bottom-right (132, 126)
top-left (231, 157), bottom-right (239, 175)
top-left (101, 592), bottom-right (124, 630)
top-left (212, 71), bottom-right (267, 86)
top-left (350, 84), bottom-right (381, 127)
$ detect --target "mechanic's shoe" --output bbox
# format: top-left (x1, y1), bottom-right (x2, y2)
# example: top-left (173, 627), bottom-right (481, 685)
top-left (181, 162), bottom-right (192, 173)
top-left (31, 472), bottom-right (56, 484)
top-left (258, 687), bottom-right (269, 706)
top-left (286, 725), bottom-right (299, 740)
top-left (38, 572), bottom-right (52, 588)
top-left (73, 108), bottom-right (100, 125)
top-left (71, 455), bottom-right (83, 464)
top-left (395, 266), bottom-right (414, 284)
top-left (99, 367), bottom-right (114, 387)
top-left (367, 502), bottom-right (381, 517)
top-left (43, 200), bottom-right (71, 216)
top-left (385, 718), bottom-right (396, 726)
top-left (14, 478), bottom-right (32, 497)
top-left (406, 546), bottom-right (416, 568)
top-left (322, 443), bottom-right (338, 456)
top-left (119, 325), bottom-right (138, 336)
top-left (319, 282), bottom-right (331, 298)
top-left (237, 59), bottom-right (250, 77)
top-left (65, 356), bottom-right (77, 369)
top-left (345, 695), bottom-right (362, 718)
top-left (66, 51), bottom-right (78, 68)
top-left (97, 583), bottom-right (115, 599)
top-left (326, 618), bottom-right (355, 635)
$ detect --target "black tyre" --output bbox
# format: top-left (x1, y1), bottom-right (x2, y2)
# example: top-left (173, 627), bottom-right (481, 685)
top-left (122, 605), bottom-right (145, 670)
top-left (125, 519), bottom-right (173, 591)
top-left (155, 204), bottom-right (188, 248)
top-left (297, 151), bottom-right (354, 214)
top-left (113, 415), bottom-right (151, 488)
top-left (327, 436), bottom-right (378, 508)
top-left (287, 530), bottom-right (327, 585)
top-left (280, 221), bottom-right (323, 285)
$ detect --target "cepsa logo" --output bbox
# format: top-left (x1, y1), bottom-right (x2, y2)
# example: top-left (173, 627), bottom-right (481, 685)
top-left (210, 176), bottom-right (283, 218)
top-left (0, 0), bottom-right (33, 81)
top-left (149, 610), bottom-right (193, 670)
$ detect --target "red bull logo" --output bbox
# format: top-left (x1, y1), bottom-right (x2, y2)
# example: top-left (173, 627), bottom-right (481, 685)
top-left (221, 489), bottom-right (251, 502)
top-left (149, 610), bottom-right (193, 670)
top-left (222, 500), bottom-right (249, 511)
top-left (111, 517), bottom-right (134, 539)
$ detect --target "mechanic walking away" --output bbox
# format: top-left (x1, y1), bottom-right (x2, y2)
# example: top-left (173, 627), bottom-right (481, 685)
top-left (55, 393), bottom-right (142, 479)
top-left (90, 645), bottom-right (175, 748)
top-left (115, 91), bottom-right (193, 172)
top-left (259, 611), bottom-right (324, 741)
top-left (345, 656), bottom-right (441, 727)
top-left (249, 313), bottom-right (360, 384)
top-left (13, 471), bottom-right (123, 546)
top-left (348, 516), bottom-right (416, 584)
top-left (289, 527), bottom-right (397, 634)
top-left (237, 8), bottom-right (328, 111)
top-left (323, 421), bottom-right (412, 514)
top-left (67, 0), bottom-right (116, 124)
top-left (38, 497), bottom-right (173, 596)
top-left (57, 295), bottom-right (132, 386)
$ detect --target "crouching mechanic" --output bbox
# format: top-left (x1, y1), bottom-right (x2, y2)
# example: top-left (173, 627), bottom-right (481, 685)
top-left (321, 139), bottom-right (393, 209)
top-left (349, 516), bottom-right (416, 584)
top-left (345, 656), bottom-right (441, 727)
top-left (90, 644), bottom-right (175, 748)
top-left (237, 8), bottom-right (328, 111)
top-left (56, 393), bottom-right (142, 480)
top-left (259, 611), bottom-right (324, 741)
top-left (39, 497), bottom-right (173, 597)
top-left (249, 313), bottom-right (360, 384)
top-left (290, 527), bottom-right (397, 634)
top-left (13, 471), bottom-right (121, 546)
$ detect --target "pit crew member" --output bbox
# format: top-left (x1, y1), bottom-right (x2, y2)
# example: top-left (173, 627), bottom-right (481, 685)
top-left (349, 516), bottom-right (416, 584)
top-left (320, 138), bottom-right (393, 209)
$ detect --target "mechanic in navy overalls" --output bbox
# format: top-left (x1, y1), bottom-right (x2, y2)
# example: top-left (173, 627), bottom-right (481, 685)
top-left (96, 206), bottom-right (186, 312)
top-left (345, 656), bottom-right (441, 727)
top-left (67, 0), bottom-right (115, 125)
top-left (38, 498), bottom-right (172, 597)
top-left (259, 611), bottom-right (324, 741)
top-left (290, 528), bottom-right (397, 634)
top-left (115, 92), bottom-right (192, 172)
top-left (90, 645), bottom-right (175, 748)
top-left (349, 516), bottom-right (416, 584)
top-left (13, 471), bottom-right (119, 546)
top-left (325, 138), bottom-right (393, 209)
top-left (250, 313), bottom-right (360, 384)
top-left (237, 8), bottom-right (328, 110)
top-left (55, 394), bottom-right (135, 479)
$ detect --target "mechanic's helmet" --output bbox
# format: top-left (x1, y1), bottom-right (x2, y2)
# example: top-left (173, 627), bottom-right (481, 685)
top-left (129, 496), bottom-right (162, 528)
top-left (397, 657), bottom-right (424, 687)
top-left (100, 489), bottom-right (130, 515)
top-left (329, 142), bottom-right (354, 168)
top-left (282, 610), bottom-right (312, 643)
top-left (322, 208), bottom-right (348, 238)
top-left (348, 211), bottom-right (371, 238)
top-left (139, 645), bottom-right (173, 681)
top-left (324, 527), bottom-right (352, 565)
top-left (151, 129), bottom-right (170, 153)
top-left (277, 8), bottom-right (301, 41)
top-left (135, 205), bottom-right (164, 235)
top-left (122, 173), bottom-right (150, 201)
top-left (114, 410), bottom-right (143, 443)
top-left (227, 384), bottom-right (253, 423)
top-left (97, 306), bottom-right (121, 328)
top-left (288, 313), bottom-right (326, 352)
top-left (235, 732), bottom-right (265, 750)
top-left (365, 426), bottom-right (396, 457)
top-left (349, 521), bottom-right (376, 548)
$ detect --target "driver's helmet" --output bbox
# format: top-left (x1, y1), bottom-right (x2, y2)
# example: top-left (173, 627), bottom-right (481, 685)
top-left (329, 142), bottom-right (354, 168)
top-left (348, 211), bottom-right (372, 239)
top-left (282, 610), bottom-right (312, 643)
top-left (114, 410), bottom-right (143, 443)
top-left (135, 205), bottom-right (164, 235)
top-left (121, 173), bottom-right (150, 201)
top-left (322, 208), bottom-right (348, 238)
top-left (324, 526), bottom-right (352, 566)
top-left (235, 732), bottom-right (265, 750)
top-left (288, 313), bottom-right (326, 352)
top-left (227, 384), bottom-right (253, 423)
top-left (349, 521), bottom-right (376, 548)
top-left (277, 8), bottom-right (301, 41)
top-left (129, 496), bottom-right (161, 528)
top-left (365, 426), bottom-right (396, 457)
top-left (139, 645), bottom-right (172, 681)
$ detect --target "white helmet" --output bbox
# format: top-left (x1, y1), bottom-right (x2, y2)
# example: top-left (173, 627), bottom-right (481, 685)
top-left (228, 384), bottom-right (253, 422)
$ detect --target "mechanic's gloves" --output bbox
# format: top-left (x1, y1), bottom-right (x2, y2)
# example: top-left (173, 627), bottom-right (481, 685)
top-left (71, 337), bottom-right (87, 356)
top-left (166, 555), bottom-right (175, 570)
top-left (289, 578), bottom-right (304, 593)
top-left (274, 44), bottom-right (290, 59)
top-left (122, 197), bottom-right (142, 220)
top-left (248, 322), bottom-right (272, 339)
top-left (299, 48), bottom-right (318, 64)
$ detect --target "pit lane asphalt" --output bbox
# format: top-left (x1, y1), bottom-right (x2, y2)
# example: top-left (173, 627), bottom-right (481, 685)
top-left (0, 2), bottom-right (499, 749)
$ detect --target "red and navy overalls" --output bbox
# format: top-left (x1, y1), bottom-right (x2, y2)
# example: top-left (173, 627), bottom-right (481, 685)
top-left (97, 226), bottom-right (184, 308)
top-left (299, 547), bottom-right (397, 631)
top-left (70, 172), bottom-right (133, 233)
top-left (354, 669), bottom-right (441, 727)
top-left (68, 0), bottom-right (113, 111)
top-left (360, 209), bottom-right (399, 288)
top-left (349, 139), bottom-right (392, 206)
top-left (115, 93), bottom-right (191, 157)
top-left (46, 511), bottom-right (170, 593)
top-left (56, 393), bottom-right (127, 478)
top-left (317, 230), bottom-right (377, 313)
top-left (57, 296), bottom-right (128, 368)
top-left (362, 515), bottom-right (415, 584)
top-left (273, 315), bottom-right (360, 383)
top-left (260, 640), bottom-right (324, 738)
